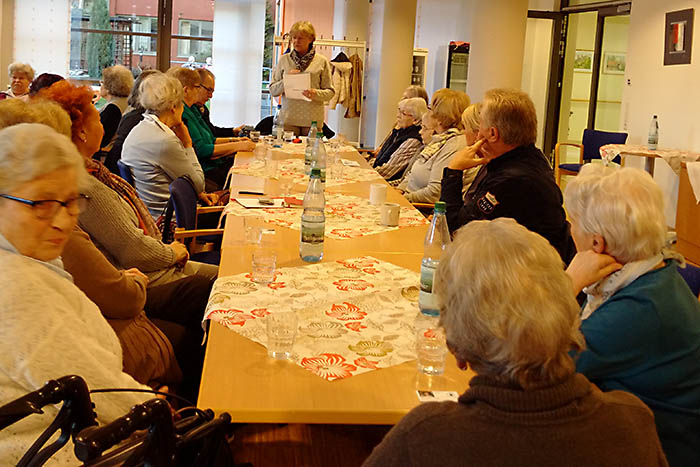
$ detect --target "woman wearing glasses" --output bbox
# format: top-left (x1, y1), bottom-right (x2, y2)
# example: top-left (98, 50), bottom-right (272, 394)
top-left (0, 123), bottom-right (150, 464)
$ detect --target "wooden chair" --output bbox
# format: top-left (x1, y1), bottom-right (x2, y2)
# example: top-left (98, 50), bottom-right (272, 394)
top-left (554, 129), bottom-right (628, 186)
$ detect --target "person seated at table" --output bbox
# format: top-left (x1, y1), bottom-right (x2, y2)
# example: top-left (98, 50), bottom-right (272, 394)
top-left (0, 62), bottom-right (34, 100)
top-left (196, 68), bottom-right (246, 138)
top-left (122, 72), bottom-right (217, 220)
top-left (564, 164), bottom-right (700, 466)
top-left (28, 72), bottom-right (64, 97)
top-left (168, 66), bottom-right (255, 190)
top-left (397, 89), bottom-right (469, 203)
top-left (104, 69), bottom-right (160, 174)
top-left (38, 80), bottom-right (219, 286)
top-left (364, 218), bottom-right (668, 467)
top-left (98, 64), bottom-right (134, 150)
top-left (373, 97), bottom-right (427, 181)
top-left (440, 88), bottom-right (575, 263)
top-left (0, 123), bottom-right (152, 464)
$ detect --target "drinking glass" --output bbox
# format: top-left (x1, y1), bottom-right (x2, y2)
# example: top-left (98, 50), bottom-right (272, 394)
top-left (251, 250), bottom-right (276, 284)
top-left (266, 311), bottom-right (298, 359)
top-left (416, 327), bottom-right (447, 376)
top-left (279, 175), bottom-right (294, 196)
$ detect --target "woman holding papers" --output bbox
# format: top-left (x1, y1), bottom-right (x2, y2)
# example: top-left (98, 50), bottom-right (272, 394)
top-left (270, 21), bottom-right (335, 136)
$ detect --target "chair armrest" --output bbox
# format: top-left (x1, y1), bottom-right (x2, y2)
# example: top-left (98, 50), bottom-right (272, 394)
top-left (411, 202), bottom-right (433, 209)
top-left (174, 228), bottom-right (224, 242)
top-left (554, 142), bottom-right (584, 167)
top-left (196, 206), bottom-right (226, 214)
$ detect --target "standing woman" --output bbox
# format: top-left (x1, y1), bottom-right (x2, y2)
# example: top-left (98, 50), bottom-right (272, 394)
top-left (0, 62), bottom-right (34, 100)
top-left (270, 21), bottom-right (335, 136)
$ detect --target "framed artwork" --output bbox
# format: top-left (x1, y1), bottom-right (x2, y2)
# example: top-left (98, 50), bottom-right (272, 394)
top-left (664, 8), bottom-right (694, 65)
top-left (602, 52), bottom-right (626, 74)
top-left (573, 50), bottom-right (593, 72)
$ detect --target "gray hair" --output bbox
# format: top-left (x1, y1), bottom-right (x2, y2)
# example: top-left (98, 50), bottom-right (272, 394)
top-left (128, 69), bottom-right (161, 108)
top-left (434, 218), bottom-right (584, 390)
top-left (402, 85), bottom-right (429, 104)
top-left (0, 99), bottom-right (72, 138)
top-left (102, 64), bottom-right (134, 98)
top-left (138, 73), bottom-right (184, 115)
top-left (564, 164), bottom-right (667, 263)
top-left (481, 88), bottom-right (537, 147)
top-left (398, 97), bottom-right (428, 124)
top-left (0, 123), bottom-right (86, 194)
top-left (8, 62), bottom-right (35, 81)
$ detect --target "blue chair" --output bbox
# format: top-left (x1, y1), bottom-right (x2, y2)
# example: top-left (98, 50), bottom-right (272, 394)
top-left (162, 177), bottom-right (224, 265)
top-left (678, 262), bottom-right (700, 298)
top-left (554, 129), bottom-right (628, 186)
top-left (116, 160), bottom-right (135, 187)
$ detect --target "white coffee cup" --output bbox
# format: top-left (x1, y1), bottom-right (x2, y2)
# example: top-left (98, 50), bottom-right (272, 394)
top-left (380, 202), bottom-right (400, 227)
top-left (369, 183), bottom-right (388, 206)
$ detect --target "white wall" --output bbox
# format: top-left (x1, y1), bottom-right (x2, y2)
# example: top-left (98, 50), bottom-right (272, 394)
top-left (623, 0), bottom-right (700, 226)
top-left (13, 0), bottom-right (71, 77)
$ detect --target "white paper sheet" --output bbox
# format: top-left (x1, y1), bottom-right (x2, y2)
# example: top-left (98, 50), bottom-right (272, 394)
top-left (686, 162), bottom-right (700, 204)
top-left (283, 72), bottom-right (312, 101)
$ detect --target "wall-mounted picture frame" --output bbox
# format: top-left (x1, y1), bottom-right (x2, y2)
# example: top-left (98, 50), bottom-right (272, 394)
top-left (664, 8), bottom-right (694, 65)
top-left (573, 49), bottom-right (593, 72)
top-left (602, 52), bottom-right (626, 74)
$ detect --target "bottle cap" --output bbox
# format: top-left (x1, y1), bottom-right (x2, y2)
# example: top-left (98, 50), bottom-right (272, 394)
top-left (653, 115), bottom-right (658, 118)
top-left (434, 201), bottom-right (446, 213)
top-left (310, 168), bottom-right (321, 178)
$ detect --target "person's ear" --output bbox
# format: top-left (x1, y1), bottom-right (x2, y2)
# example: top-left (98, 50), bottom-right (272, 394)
top-left (78, 129), bottom-right (88, 143)
top-left (592, 233), bottom-right (606, 254)
top-left (487, 127), bottom-right (499, 143)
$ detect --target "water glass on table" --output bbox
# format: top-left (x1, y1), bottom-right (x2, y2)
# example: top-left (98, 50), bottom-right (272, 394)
top-left (251, 249), bottom-right (276, 284)
top-left (266, 311), bottom-right (298, 360)
top-left (265, 156), bottom-right (278, 178)
top-left (416, 327), bottom-right (447, 376)
top-left (278, 175), bottom-right (294, 197)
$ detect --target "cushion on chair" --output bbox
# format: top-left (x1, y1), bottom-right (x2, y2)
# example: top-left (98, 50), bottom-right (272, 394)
top-left (558, 163), bottom-right (583, 173)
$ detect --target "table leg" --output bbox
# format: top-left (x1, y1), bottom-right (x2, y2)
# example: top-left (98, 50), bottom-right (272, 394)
top-left (645, 157), bottom-right (656, 177)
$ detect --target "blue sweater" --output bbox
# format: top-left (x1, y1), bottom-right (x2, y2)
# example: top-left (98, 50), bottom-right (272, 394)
top-left (576, 261), bottom-right (700, 466)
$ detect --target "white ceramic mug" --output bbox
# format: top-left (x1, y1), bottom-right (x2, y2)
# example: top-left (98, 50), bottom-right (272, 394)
top-left (380, 202), bottom-right (400, 227)
top-left (369, 183), bottom-right (388, 206)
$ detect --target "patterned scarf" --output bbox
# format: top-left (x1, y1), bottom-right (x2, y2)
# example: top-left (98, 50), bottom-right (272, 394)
top-left (290, 46), bottom-right (316, 72)
top-left (84, 158), bottom-right (161, 239)
top-left (418, 128), bottom-right (462, 162)
top-left (581, 249), bottom-right (684, 320)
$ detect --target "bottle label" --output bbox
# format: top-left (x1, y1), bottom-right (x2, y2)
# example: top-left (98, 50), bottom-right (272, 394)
top-left (418, 263), bottom-right (438, 313)
top-left (301, 222), bottom-right (324, 244)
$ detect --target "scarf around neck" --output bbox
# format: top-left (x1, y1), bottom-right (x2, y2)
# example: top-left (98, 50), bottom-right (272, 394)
top-left (290, 46), bottom-right (316, 72)
top-left (419, 128), bottom-right (462, 162)
top-left (373, 124), bottom-right (422, 168)
top-left (581, 249), bottom-right (684, 320)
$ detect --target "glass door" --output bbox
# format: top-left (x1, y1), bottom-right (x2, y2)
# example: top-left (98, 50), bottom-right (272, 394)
top-left (594, 15), bottom-right (630, 131)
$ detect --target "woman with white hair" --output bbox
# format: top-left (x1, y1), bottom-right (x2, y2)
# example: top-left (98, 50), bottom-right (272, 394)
top-left (270, 21), bottom-right (335, 136)
top-left (99, 64), bottom-right (135, 149)
top-left (122, 72), bottom-right (216, 220)
top-left (0, 62), bottom-right (34, 100)
top-left (373, 97), bottom-right (427, 181)
top-left (565, 164), bottom-right (700, 466)
top-left (0, 124), bottom-right (150, 464)
top-left (365, 218), bottom-right (667, 467)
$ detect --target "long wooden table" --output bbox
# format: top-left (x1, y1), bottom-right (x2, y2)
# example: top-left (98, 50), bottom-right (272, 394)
top-left (197, 147), bottom-right (474, 425)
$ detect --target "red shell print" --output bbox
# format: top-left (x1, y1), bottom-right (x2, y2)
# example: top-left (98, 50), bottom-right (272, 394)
top-left (332, 279), bottom-right (374, 292)
top-left (208, 309), bottom-right (254, 327)
top-left (250, 308), bottom-right (270, 318)
top-left (267, 281), bottom-right (286, 290)
top-left (326, 302), bottom-right (367, 321)
top-left (344, 321), bottom-right (367, 332)
top-left (354, 357), bottom-right (379, 370)
top-left (300, 353), bottom-right (357, 381)
top-left (423, 328), bottom-right (439, 338)
top-left (337, 258), bottom-right (380, 275)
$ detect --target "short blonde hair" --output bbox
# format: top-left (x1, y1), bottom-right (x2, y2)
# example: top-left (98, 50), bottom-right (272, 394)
top-left (402, 85), bottom-right (429, 104)
top-left (139, 73), bottom-right (184, 115)
top-left (290, 21), bottom-right (316, 41)
top-left (430, 89), bottom-right (470, 131)
top-left (0, 123), bottom-right (86, 194)
top-left (481, 88), bottom-right (537, 146)
top-left (564, 164), bottom-right (667, 263)
top-left (398, 97), bottom-right (428, 124)
top-left (434, 218), bottom-right (584, 390)
top-left (8, 62), bottom-right (35, 81)
top-left (166, 66), bottom-right (201, 89)
top-left (102, 64), bottom-right (134, 98)
top-left (461, 103), bottom-right (481, 132)
top-left (0, 99), bottom-right (72, 137)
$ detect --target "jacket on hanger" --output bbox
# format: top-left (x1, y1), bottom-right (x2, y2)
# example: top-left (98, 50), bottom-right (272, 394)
top-left (346, 54), bottom-right (363, 118)
top-left (329, 61), bottom-right (353, 110)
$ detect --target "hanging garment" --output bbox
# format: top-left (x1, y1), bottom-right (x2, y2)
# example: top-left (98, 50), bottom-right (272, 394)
top-left (329, 61), bottom-right (353, 110)
top-left (346, 53), bottom-right (363, 118)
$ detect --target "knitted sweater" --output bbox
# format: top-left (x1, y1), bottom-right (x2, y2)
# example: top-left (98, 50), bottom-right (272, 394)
top-left (364, 373), bottom-right (668, 467)
top-left (0, 235), bottom-right (149, 465)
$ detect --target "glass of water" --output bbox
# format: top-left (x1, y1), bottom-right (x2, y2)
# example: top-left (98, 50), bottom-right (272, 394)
top-left (266, 311), bottom-right (298, 360)
top-left (416, 327), bottom-right (447, 376)
top-left (278, 175), bottom-right (294, 196)
top-left (251, 250), bottom-right (276, 284)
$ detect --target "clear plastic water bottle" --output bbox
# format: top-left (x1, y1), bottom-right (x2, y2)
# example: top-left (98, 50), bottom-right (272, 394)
top-left (304, 121), bottom-right (318, 175)
top-left (300, 168), bottom-right (325, 262)
top-left (418, 202), bottom-right (451, 320)
top-left (648, 115), bottom-right (659, 150)
top-left (272, 104), bottom-right (284, 148)
top-left (310, 131), bottom-right (327, 183)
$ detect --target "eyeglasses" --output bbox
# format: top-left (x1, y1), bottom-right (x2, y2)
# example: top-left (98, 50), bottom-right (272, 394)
top-left (199, 84), bottom-right (214, 94)
top-left (0, 194), bottom-right (90, 220)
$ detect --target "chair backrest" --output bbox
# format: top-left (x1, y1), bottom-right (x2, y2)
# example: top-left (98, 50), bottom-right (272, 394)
top-left (581, 129), bottom-right (628, 163)
top-left (116, 160), bottom-right (135, 186)
top-left (169, 177), bottom-right (199, 231)
top-left (678, 263), bottom-right (700, 298)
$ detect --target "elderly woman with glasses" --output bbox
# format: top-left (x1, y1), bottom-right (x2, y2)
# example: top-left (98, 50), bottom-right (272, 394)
top-left (564, 165), bottom-right (700, 466)
top-left (0, 124), bottom-right (151, 464)
top-left (364, 218), bottom-right (668, 467)
top-left (0, 62), bottom-right (35, 100)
